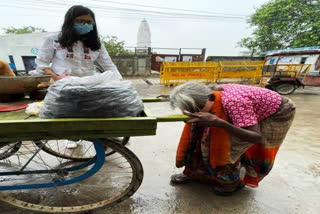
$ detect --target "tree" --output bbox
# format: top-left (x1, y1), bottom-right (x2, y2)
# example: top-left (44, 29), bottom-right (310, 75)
top-left (3, 26), bottom-right (47, 34)
top-left (239, 0), bottom-right (320, 54)
top-left (100, 35), bottom-right (134, 56)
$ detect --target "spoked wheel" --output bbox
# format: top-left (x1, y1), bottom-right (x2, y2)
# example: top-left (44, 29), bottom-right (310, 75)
top-left (0, 142), bottom-right (22, 160)
top-left (35, 137), bottom-right (130, 161)
top-left (0, 139), bottom-right (143, 213)
top-left (273, 83), bottom-right (297, 95)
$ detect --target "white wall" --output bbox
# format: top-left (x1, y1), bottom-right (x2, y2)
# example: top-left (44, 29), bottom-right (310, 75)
top-left (0, 32), bottom-right (50, 70)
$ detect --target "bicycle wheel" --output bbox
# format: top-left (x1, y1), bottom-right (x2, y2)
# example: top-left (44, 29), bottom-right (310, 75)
top-left (0, 139), bottom-right (143, 213)
top-left (36, 137), bottom-right (130, 161)
top-left (0, 142), bottom-right (21, 160)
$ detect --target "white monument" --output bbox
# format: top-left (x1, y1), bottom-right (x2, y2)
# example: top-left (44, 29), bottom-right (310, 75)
top-left (136, 19), bottom-right (151, 51)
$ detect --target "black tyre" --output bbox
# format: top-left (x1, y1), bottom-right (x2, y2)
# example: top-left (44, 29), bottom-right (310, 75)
top-left (274, 83), bottom-right (297, 95)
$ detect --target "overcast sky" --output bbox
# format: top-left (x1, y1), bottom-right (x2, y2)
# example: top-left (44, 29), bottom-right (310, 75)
top-left (0, 0), bottom-right (270, 56)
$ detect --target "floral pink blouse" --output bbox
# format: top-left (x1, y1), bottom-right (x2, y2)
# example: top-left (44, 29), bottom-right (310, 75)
top-left (219, 84), bottom-right (282, 127)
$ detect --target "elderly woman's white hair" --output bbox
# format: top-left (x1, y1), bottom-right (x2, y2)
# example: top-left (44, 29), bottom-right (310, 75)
top-left (169, 82), bottom-right (211, 113)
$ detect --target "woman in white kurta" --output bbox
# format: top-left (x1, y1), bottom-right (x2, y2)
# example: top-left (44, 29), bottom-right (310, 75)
top-left (36, 5), bottom-right (122, 148)
top-left (36, 5), bottom-right (122, 80)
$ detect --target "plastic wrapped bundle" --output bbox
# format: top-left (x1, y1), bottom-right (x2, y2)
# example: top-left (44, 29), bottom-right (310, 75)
top-left (39, 72), bottom-right (144, 118)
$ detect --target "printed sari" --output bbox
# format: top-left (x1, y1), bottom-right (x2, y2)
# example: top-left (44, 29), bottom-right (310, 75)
top-left (176, 91), bottom-right (295, 193)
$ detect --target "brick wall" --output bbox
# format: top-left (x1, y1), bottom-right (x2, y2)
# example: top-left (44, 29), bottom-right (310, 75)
top-left (112, 55), bottom-right (152, 76)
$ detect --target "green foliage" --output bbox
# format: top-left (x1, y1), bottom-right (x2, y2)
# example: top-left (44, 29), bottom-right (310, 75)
top-left (239, 0), bottom-right (320, 54)
top-left (100, 35), bottom-right (134, 56)
top-left (3, 26), bottom-right (47, 34)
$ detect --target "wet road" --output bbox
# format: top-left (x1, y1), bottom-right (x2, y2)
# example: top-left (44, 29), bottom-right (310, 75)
top-left (1, 78), bottom-right (320, 214)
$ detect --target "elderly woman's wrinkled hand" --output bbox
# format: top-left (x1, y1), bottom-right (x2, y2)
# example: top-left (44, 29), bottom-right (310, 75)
top-left (183, 111), bottom-right (225, 127)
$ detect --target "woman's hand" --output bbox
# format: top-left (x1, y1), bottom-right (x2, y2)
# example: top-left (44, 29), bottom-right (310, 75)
top-left (43, 68), bottom-right (70, 81)
top-left (52, 75), bottom-right (63, 81)
top-left (184, 111), bottom-right (262, 143)
top-left (183, 110), bottom-right (225, 127)
top-left (43, 68), bottom-right (61, 81)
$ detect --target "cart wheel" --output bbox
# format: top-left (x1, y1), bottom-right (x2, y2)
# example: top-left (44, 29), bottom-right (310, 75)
top-left (35, 137), bottom-right (130, 161)
top-left (274, 83), bottom-right (297, 95)
top-left (0, 142), bottom-right (21, 160)
top-left (0, 139), bottom-right (143, 213)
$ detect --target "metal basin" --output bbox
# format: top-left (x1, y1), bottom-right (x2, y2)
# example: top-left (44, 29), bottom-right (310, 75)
top-left (0, 75), bottom-right (51, 94)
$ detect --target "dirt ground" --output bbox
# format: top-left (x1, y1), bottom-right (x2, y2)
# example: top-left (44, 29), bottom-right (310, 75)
top-left (1, 78), bottom-right (320, 214)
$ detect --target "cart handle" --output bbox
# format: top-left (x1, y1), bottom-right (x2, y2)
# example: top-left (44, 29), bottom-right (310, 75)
top-left (156, 114), bottom-right (189, 122)
top-left (141, 97), bottom-right (190, 122)
top-left (141, 97), bottom-right (168, 102)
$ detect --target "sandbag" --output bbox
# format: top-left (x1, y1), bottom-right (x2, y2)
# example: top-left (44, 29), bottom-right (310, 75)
top-left (39, 72), bottom-right (144, 118)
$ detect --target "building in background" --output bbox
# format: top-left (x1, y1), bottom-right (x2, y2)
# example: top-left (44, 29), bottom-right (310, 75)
top-left (0, 31), bottom-right (152, 76)
top-left (151, 48), bottom-right (206, 71)
top-left (136, 19), bottom-right (151, 52)
top-left (0, 32), bottom-right (49, 72)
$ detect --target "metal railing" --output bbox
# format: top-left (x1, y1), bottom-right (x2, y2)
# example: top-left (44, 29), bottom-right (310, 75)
top-left (160, 61), bottom-right (265, 86)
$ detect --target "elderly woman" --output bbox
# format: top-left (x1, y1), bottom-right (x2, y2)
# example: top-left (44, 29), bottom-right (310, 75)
top-left (169, 82), bottom-right (295, 195)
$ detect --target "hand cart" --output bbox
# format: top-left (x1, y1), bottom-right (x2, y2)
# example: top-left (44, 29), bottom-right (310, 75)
top-left (0, 98), bottom-right (188, 213)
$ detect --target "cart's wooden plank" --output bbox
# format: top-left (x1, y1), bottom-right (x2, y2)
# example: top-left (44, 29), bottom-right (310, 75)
top-left (0, 107), bottom-right (157, 142)
top-left (0, 129), bottom-right (155, 143)
top-left (0, 110), bottom-right (28, 120)
top-left (0, 118), bottom-right (156, 132)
